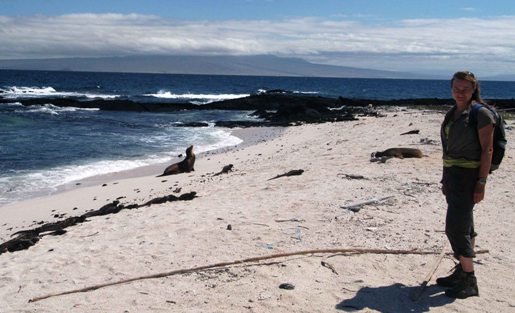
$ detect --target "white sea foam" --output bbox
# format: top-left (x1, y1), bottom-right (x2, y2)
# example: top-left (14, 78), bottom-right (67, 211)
top-left (0, 102), bottom-right (23, 107)
top-left (145, 90), bottom-right (249, 103)
top-left (82, 94), bottom-right (119, 99)
top-left (0, 156), bottom-right (170, 206)
top-left (0, 128), bottom-right (242, 206)
top-left (294, 90), bottom-right (319, 94)
top-left (256, 88), bottom-right (318, 95)
top-left (196, 129), bottom-right (243, 152)
top-left (0, 86), bottom-right (119, 99)
top-left (15, 103), bottom-right (100, 115)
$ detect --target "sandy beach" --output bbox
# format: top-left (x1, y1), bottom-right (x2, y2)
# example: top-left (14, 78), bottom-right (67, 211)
top-left (1, 108), bottom-right (513, 312)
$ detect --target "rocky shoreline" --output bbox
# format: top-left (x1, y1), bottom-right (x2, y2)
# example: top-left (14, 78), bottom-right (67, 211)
top-left (2, 92), bottom-right (514, 127)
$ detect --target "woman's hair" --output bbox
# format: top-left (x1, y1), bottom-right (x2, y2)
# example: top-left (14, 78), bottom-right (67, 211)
top-left (451, 71), bottom-right (484, 104)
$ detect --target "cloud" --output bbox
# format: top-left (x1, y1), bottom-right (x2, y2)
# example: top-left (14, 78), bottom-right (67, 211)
top-left (1, 13), bottom-right (514, 74)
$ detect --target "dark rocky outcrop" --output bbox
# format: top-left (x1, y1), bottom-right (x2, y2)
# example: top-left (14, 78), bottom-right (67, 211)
top-left (0, 192), bottom-right (197, 255)
top-left (174, 122), bottom-right (210, 127)
top-left (3, 94), bottom-right (515, 112)
top-left (3, 93), bottom-right (513, 129)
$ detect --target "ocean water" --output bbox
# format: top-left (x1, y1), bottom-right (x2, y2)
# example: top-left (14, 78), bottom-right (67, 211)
top-left (1, 70), bottom-right (514, 206)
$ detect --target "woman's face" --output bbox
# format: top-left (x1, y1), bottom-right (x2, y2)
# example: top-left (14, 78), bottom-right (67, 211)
top-left (452, 78), bottom-right (475, 107)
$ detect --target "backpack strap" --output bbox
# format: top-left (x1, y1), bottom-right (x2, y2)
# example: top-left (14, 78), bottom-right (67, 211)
top-left (469, 103), bottom-right (497, 127)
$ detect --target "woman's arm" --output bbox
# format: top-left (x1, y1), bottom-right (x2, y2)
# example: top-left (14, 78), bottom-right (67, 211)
top-left (474, 124), bottom-right (494, 203)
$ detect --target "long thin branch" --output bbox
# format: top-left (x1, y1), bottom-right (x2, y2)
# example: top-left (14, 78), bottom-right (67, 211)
top-left (28, 247), bottom-right (488, 303)
top-left (341, 196), bottom-right (395, 212)
top-left (410, 243), bottom-right (447, 301)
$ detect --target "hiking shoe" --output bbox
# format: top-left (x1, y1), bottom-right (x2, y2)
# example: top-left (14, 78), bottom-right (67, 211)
top-left (445, 274), bottom-right (479, 299)
top-left (436, 264), bottom-right (463, 287)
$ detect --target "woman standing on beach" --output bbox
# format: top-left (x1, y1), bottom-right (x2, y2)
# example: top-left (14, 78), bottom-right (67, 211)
top-left (438, 71), bottom-right (495, 299)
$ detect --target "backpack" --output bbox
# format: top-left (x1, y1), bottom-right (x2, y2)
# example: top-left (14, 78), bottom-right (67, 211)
top-left (469, 103), bottom-right (507, 172)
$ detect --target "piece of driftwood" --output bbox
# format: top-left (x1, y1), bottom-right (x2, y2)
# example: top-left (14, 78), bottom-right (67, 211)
top-left (400, 130), bottom-right (420, 135)
top-left (268, 169), bottom-right (304, 180)
top-left (410, 243), bottom-right (447, 301)
top-left (339, 174), bottom-right (366, 180)
top-left (275, 218), bottom-right (306, 223)
top-left (341, 196), bottom-right (395, 212)
top-left (28, 248), bottom-right (489, 303)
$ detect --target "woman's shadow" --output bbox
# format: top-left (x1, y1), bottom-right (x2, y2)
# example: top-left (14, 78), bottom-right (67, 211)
top-left (336, 283), bottom-right (454, 313)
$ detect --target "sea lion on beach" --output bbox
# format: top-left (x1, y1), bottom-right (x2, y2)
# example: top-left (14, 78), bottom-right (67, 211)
top-left (371, 148), bottom-right (423, 163)
top-left (157, 145), bottom-right (195, 177)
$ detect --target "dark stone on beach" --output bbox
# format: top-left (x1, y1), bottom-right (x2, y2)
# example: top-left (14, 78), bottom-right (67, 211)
top-left (400, 129), bottom-right (420, 135)
top-left (1, 235), bottom-right (40, 253)
top-left (83, 201), bottom-right (123, 218)
top-left (226, 224), bottom-right (232, 231)
top-left (178, 192), bottom-right (197, 201)
top-left (140, 191), bottom-right (197, 207)
top-left (279, 283), bottom-right (295, 290)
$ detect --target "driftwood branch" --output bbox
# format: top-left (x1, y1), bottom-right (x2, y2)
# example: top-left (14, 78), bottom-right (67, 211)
top-left (275, 218), bottom-right (306, 223)
top-left (29, 247), bottom-right (488, 303)
top-left (410, 243), bottom-right (447, 301)
top-left (341, 196), bottom-right (395, 212)
top-left (339, 174), bottom-right (366, 180)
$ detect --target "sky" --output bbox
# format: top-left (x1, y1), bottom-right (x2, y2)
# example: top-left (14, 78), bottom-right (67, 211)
top-left (1, 0), bottom-right (514, 76)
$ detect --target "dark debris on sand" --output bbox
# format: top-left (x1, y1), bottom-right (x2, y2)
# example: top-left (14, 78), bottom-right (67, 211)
top-left (0, 192), bottom-right (197, 255)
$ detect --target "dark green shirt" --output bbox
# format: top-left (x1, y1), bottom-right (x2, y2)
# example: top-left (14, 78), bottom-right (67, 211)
top-left (441, 103), bottom-right (496, 168)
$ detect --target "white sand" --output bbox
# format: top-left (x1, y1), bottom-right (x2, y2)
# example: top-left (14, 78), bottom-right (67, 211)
top-left (1, 108), bottom-right (513, 312)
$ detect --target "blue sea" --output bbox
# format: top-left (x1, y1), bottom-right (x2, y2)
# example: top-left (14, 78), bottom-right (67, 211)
top-left (1, 70), bottom-right (514, 206)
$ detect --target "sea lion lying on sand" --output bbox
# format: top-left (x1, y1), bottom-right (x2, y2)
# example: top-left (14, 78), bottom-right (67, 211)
top-left (371, 148), bottom-right (423, 163)
top-left (157, 145), bottom-right (195, 177)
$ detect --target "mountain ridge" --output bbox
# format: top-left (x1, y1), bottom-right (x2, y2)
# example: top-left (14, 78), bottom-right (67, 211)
top-left (0, 55), bottom-right (442, 79)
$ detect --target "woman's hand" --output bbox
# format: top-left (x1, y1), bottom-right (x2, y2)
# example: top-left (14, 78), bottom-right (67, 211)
top-left (473, 182), bottom-right (485, 203)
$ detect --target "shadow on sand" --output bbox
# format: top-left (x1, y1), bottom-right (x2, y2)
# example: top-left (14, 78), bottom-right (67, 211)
top-left (336, 283), bottom-right (455, 313)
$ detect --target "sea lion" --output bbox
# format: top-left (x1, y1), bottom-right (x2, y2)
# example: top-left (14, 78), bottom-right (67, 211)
top-left (157, 145), bottom-right (195, 177)
top-left (371, 148), bottom-right (423, 163)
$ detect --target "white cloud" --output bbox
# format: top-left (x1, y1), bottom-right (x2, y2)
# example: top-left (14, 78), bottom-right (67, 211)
top-left (1, 14), bottom-right (514, 74)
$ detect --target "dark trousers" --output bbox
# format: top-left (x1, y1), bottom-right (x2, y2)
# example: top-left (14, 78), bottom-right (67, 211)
top-left (442, 166), bottom-right (478, 259)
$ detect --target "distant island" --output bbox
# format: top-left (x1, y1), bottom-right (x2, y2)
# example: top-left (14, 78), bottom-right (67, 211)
top-left (0, 54), bottom-right (444, 79)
